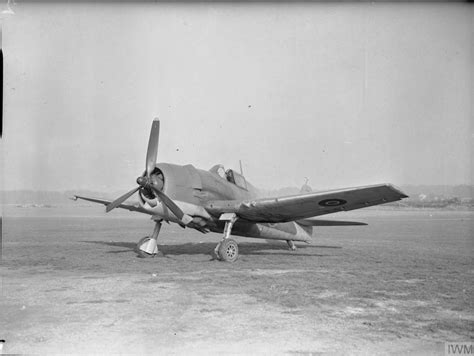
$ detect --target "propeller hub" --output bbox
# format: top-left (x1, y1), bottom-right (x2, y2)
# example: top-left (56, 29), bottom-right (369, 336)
top-left (136, 176), bottom-right (148, 187)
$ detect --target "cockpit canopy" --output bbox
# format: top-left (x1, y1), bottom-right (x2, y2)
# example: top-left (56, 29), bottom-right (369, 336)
top-left (226, 169), bottom-right (247, 190)
top-left (209, 164), bottom-right (248, 190)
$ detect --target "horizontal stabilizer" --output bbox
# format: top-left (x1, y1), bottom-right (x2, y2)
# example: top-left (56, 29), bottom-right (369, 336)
top-left (296, 218), bottom-right (367, 226)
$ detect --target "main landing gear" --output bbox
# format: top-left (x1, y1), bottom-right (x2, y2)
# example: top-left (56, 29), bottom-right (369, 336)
top-left (214, 213), bottom-right (239, 262)
top-left (136, 219), bottom-right (162, 258)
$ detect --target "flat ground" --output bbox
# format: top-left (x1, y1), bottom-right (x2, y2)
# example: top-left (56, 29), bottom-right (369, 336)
top-left (1, 207), bottom-right (473, 355)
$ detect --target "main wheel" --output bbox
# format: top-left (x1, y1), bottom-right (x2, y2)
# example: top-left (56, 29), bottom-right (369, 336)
top-left (135, 236), bottom-right (158, 258)
top-left (214, 242), bottom-right (222, 260)
top-left (218, 239), bottom-right (239, 262)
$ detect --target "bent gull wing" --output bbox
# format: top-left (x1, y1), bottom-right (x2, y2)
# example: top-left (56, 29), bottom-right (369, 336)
top-left (205, 184), bottom-right (408, 223)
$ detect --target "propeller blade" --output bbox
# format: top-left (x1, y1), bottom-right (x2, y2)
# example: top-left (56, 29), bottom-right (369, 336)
top-left (145, 119), bottom-right (160, 177)
top-left (148, 185), bottom-right (193, 225)
top-left (106, 186), bottom-right (140, 213)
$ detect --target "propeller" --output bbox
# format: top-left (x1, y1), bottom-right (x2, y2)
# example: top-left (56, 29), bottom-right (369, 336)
top-left (143, 179), bottom-right (193, 225)
top-left (105, 186), bottom-right (140, 213)
top-left (145, 119), bottom-right (160, 178)
top-left (106, 119), bottom-right (193, 225)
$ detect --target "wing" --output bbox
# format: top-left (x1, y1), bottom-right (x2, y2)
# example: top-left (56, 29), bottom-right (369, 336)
top-left (205, 184), bottom-right (407, 223)
top-left (71, 195), bottom-right (152, 215)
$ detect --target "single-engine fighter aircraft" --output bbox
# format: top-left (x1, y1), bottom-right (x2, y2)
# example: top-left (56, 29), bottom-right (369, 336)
top-left (73, 119), bottom-right (408, 262)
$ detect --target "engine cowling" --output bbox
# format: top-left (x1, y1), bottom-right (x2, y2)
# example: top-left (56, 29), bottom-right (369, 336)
top-left (137, 163), bottom-right (211, 223)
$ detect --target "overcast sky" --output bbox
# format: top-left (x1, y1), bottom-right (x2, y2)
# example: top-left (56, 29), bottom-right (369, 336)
top-left (1, 3), bottom-right (472, 192)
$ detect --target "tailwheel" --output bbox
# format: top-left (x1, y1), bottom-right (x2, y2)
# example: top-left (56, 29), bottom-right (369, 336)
top-left (218, 239), bottom-right (239, 262)
top-left (286, 240), bottom-right (297, 251)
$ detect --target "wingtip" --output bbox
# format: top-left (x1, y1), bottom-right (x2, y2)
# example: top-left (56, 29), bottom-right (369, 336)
top-left (386, 183), bottom-right (409, 199)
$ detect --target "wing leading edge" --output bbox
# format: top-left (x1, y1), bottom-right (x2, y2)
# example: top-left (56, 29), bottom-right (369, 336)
top-left (205, 184), bottom-right (407, 223)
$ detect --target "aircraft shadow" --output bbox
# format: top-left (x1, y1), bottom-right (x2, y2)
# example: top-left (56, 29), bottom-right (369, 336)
top-left (83, 239), bottom-right (340, 258)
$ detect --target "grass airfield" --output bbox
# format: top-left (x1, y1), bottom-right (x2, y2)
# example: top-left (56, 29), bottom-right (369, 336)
top-left (1, 207), bottom-right (473, 355)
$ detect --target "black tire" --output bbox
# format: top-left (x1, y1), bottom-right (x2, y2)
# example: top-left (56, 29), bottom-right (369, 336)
top-left (214, 242), bottom-right (222, 260)
top-left (218, 239), bottom-right (239, 262)
top-left (135, 236), bottom-right (155, 258)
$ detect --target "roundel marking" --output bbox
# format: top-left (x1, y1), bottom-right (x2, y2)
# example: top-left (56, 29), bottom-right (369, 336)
top-left (318, 198), bottom-right (347, 207)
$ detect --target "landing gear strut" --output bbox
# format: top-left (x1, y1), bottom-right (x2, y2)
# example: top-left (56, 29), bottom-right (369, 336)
top-left (215, 213), bottom-right (239, 262)
top-left (136, 219), bottom-right (162, 258)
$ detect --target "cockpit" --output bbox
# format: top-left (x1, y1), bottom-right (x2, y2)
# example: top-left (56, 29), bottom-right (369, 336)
top-left (209, 164), bottom-right (248, 190)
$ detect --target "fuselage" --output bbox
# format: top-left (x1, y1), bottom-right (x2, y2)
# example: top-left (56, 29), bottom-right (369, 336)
top-left (137, 163), bottom-right (312, 243)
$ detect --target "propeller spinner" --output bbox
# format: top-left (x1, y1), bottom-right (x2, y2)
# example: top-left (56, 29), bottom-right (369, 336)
top-left (105, 119), bottom-right (193, 226)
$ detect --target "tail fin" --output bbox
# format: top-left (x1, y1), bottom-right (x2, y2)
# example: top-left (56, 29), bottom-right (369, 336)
top-left (300, 177), bottom-right (312, 193)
